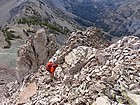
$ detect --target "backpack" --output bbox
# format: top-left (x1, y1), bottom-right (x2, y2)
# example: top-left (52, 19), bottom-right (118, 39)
top-left (46, 62), bottom-right (53, 72)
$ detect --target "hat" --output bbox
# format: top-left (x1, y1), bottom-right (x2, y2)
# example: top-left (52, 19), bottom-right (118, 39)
top-left (49, 57), bottom-right (57, 63)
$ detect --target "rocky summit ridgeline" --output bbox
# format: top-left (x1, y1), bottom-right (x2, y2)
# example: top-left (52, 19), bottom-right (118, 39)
top-left (2, 28), bottom-right (140, 105)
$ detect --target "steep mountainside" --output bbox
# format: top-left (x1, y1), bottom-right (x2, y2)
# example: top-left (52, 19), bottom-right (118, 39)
top-left (2, 29), bottom-right (140, 105)
top-left (0, 0), bottom-right (27, 27)
top-left (0, 27), bottom-right (110, 104)
top-left (0, 0), bottom-right (79, 50)
top-left (0, 0), bottom-right (78, 101)
top-left (0, 0), bottom-right (78, 30)
top-left (0, 0), bottom-right (79, 68)
top-left (15, 27), bottom-right (110, 84)
top-left (50, 0), bottom-right (140, 37)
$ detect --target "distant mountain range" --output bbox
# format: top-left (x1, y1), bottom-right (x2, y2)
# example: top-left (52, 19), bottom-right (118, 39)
top-left (0, 0), bottom-right (140, 38)
top-left (50, 0), bottom-right (140, 37)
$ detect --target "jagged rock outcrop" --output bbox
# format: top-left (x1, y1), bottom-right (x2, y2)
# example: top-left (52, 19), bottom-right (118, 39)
top-left (16, 29), bottom-right (58, 84)
top-left (54, 27), bottom-right (110, 64)
top-left (2, 30), bottom-right (140, 105)
top-left (64, 27), bottom-right (110, 49)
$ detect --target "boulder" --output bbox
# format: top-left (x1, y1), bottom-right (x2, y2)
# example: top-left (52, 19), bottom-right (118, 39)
top-left (92, 96), bottom-right (111, 105)
top-left (16, 82), bottom-right (37, 104)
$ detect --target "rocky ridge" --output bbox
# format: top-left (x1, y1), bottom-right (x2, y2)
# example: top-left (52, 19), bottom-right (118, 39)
top-left (54, 27), bottom-right (110, 64)
top-left (2, 29), bottom-right (140, 105)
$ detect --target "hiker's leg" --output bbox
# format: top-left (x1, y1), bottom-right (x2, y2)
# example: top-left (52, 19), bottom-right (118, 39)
top-left (50, 72), bottom-right (54, 80)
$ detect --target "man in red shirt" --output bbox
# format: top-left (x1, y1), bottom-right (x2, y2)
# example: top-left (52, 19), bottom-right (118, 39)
top-left (46, 61), bottom-right (58, 80)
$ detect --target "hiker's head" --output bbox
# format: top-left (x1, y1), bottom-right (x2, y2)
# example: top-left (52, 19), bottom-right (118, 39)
top-left (52, 58), bottom-right (58, 64)
top-left (49, 59), bottom-right (56, 64)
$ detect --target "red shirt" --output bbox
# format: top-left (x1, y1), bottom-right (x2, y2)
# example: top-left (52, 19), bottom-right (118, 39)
top-left (46, 62), bottom-right (58, 73)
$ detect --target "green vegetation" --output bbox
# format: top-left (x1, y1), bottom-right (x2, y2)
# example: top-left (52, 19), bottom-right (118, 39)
top-left (17, 16), bottom-right (70, 34)
top-left (17, 17), bottom-right (41, 26)
top-left (42, 22), bottom-right (70, 34)
top-left (26, 28), bottom-right (36, 33)
top-left (2, 27), bottom-right (22, 48)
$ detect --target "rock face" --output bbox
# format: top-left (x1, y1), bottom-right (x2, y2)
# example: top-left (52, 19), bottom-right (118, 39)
top-left (16, 29), bottom-right (58, 84)
top-left (54, 27), bottom-right (110, 64)
top-left (64, 27), bottom-right (110, 49)
top-left (2, 30), bottom-right (140, 105)
top-left (16, 82), bottom-right (37, 104)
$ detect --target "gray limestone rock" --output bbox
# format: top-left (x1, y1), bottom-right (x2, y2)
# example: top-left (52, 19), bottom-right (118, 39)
top-left (16, 29), bottom-right (58, 84)
top-left (2, 32), bottom-right (140, 105)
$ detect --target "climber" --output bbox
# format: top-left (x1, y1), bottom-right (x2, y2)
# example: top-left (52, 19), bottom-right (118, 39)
top-left (46, 61), bottom-right (58, 80)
